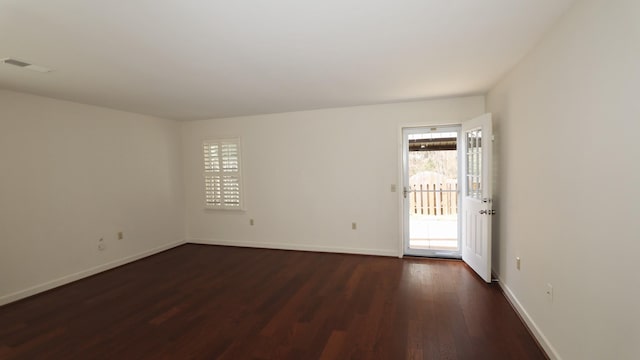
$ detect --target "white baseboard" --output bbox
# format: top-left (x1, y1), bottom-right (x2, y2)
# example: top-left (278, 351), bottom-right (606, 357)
top-left (497, 277), bottom-right (561, 360)
top-left (188, 238), bottom-right (399, 257)
top-left (0, 240), bottom-right (186, 307)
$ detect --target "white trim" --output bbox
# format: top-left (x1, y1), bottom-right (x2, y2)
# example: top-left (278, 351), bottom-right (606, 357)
top-left (188, 238), bottom-right (398, 257)
top-left (0, 240), bottom-right (186, 306)
top-left (397, 125), bottom-right (405, 258)
top-left (497, 277), bottom-right (561, 360)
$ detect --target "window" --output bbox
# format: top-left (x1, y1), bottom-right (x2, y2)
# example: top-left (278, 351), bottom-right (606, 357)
top-left (203, 138), bottom-right (243, 209)
top-left (465, 128), bottom-right (482, 199)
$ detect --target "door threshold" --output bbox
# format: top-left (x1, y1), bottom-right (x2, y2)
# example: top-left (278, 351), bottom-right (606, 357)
top-left (404, 254), bottom-right (462, 260)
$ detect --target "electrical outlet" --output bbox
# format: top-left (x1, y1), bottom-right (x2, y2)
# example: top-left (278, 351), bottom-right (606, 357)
top-left (117, 231), bottom-right (124, 240)
top-left (516, 257), bottom-right (521, 270)
top-left (352, 222), bottom-right (357, 230)
top-left (250, 219), bottom-right (254, 226)
top-left (546, 283), bottom-right (553, 302)
top-left (98, 238), bottom-right (105, 251)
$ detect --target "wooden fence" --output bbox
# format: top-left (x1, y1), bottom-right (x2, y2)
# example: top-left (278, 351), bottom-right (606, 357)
top-left (410, 183), bottom-right (458, 215)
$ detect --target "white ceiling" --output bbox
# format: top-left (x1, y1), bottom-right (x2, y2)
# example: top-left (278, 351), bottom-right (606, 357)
top-left (0, 0), bottom-right (574, 120)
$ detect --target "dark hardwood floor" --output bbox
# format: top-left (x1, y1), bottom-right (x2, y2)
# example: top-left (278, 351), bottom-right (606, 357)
top-left (0, 244), bottom-right (545, 359)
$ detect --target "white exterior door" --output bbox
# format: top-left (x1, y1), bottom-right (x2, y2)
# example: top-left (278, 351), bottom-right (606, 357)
top-left (461, 113), bottom-right (493, 282)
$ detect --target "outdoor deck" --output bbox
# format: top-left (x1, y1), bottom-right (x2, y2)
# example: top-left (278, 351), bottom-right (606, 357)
top-left (409, 215), bottom-right (458, 251)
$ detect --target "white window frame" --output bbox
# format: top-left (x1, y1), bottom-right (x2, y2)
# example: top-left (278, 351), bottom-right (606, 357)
top-left (202, 138), bottom-right (244, 210)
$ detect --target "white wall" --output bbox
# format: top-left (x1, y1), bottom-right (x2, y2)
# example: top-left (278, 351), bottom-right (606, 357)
top-left (486, 0), bottom-right (640, 359)
top-left (182, 97), bottom-right (484, 256)
top-left (0, 90), bottom-right (185, 304)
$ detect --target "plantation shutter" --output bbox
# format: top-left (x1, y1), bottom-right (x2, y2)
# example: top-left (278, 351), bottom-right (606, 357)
top-left (203, 139), bottom-right (243, 209)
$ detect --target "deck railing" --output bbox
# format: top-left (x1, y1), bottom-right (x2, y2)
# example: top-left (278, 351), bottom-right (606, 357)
top-left (410, 183), bottom-right (458, 215)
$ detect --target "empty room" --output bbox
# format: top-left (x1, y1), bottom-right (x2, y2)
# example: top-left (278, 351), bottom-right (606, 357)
top-left (1, 0), bottom-right (638, 359)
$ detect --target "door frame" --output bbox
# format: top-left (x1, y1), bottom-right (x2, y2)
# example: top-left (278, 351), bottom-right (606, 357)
top-left (398, 124), bottom-right (462, 258)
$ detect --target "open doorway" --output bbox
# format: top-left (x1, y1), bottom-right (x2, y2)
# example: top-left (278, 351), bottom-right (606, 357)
top-left (403, 126), bottom-right (461, 258)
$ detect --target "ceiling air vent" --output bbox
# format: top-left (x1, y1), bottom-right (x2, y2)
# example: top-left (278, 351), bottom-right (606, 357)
top-left (1, 58), bottom-right (53, 73)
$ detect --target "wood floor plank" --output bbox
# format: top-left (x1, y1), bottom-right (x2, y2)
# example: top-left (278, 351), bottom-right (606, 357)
top-left (0, 244), bottom-right (546, 359)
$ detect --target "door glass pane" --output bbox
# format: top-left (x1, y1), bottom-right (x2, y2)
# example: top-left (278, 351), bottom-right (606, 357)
top-left (407, 130), bottom-right (459, 253)
top-left (465, 129), bottom-right (482, 199)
